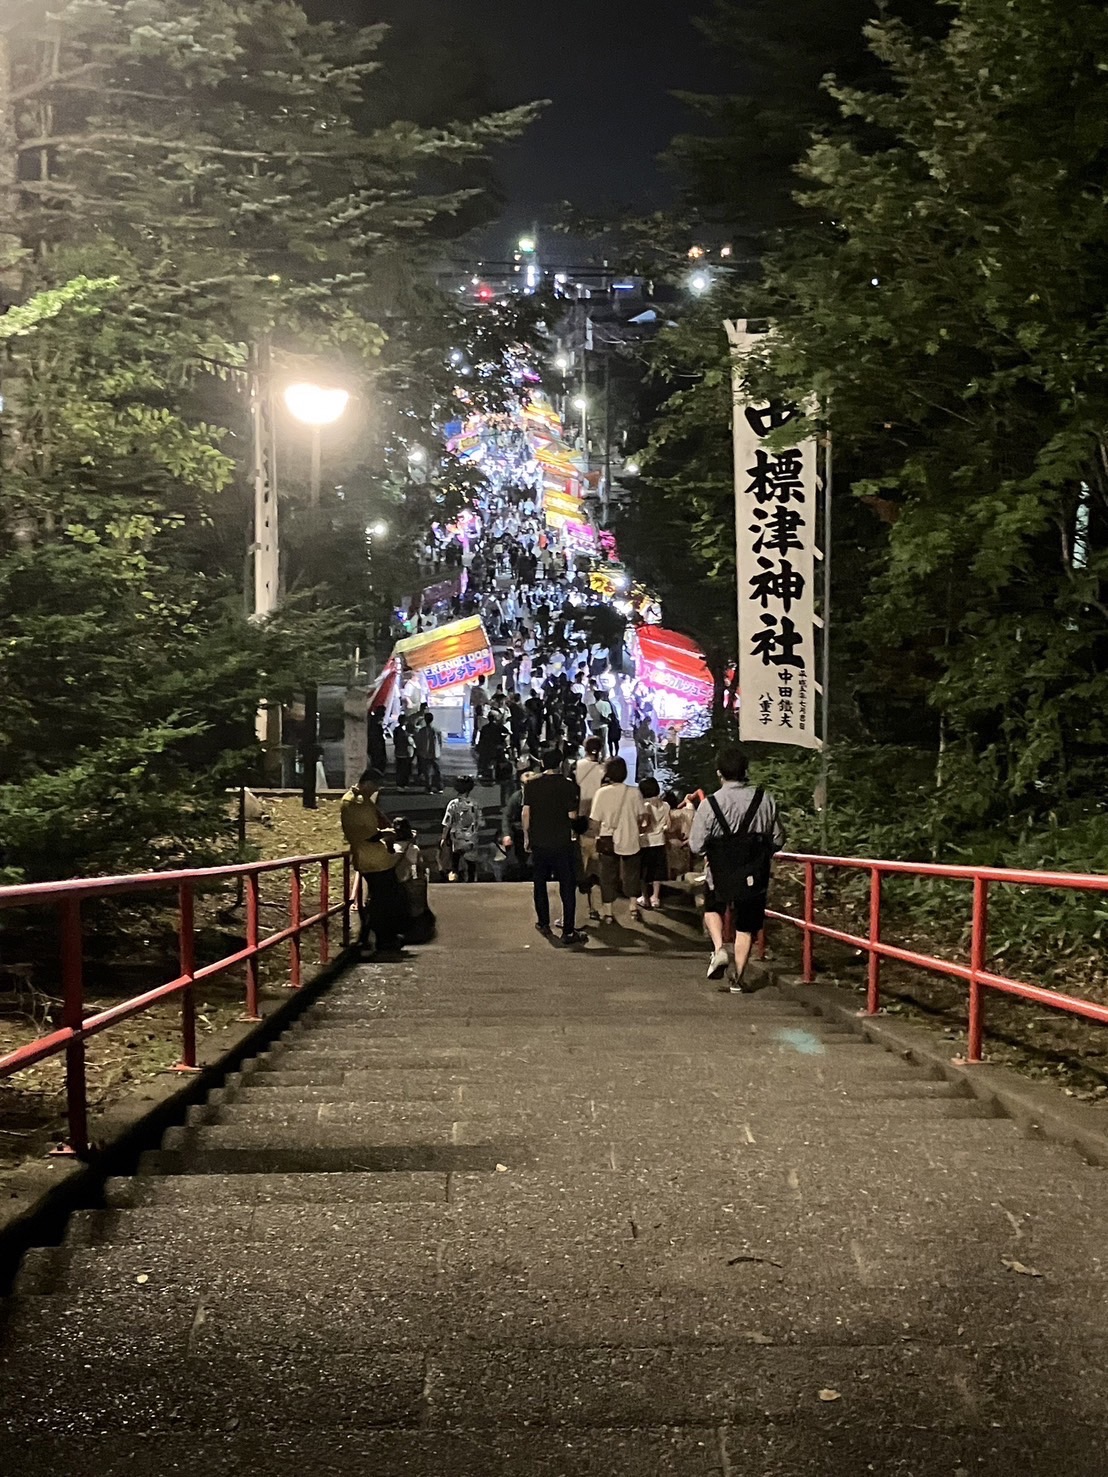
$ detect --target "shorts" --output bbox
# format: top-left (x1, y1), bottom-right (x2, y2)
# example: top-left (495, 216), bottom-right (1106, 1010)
top-left (703, 888), bottom-right (768, 938)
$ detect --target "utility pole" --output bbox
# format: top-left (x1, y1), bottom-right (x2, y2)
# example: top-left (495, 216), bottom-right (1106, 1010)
top-left (602, 352), bottom-right (613, 527)
top-left (249, 337), bottom-right (283, 782)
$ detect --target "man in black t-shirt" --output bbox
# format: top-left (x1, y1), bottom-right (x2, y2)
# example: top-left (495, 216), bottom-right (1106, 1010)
top-left (523, 749), bottom-right (585, 946)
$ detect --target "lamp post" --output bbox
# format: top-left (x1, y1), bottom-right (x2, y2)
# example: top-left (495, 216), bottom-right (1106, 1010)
top-left (281, 380), bottom-right (351, 808)
top-left (283, 381), bottom-right (351, 506)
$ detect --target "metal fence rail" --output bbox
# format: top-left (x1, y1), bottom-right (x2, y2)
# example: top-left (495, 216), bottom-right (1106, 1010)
top-left (0, 853), bottom-right (353, 1156)
top-left (768, 852), bottom-right (1108, 1060)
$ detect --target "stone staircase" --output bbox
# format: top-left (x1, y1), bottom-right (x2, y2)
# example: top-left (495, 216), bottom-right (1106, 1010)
top-left (2, 885), bottom-right (1107, 1474)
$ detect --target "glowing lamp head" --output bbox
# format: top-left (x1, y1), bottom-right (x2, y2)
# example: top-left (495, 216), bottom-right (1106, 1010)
top-left (284, 382), bottom-right (350, 427)
top-left (624, 460), bottom-right (640, 477)
top-left (555, 354), bottom-right (570, 373)
top-left (573, 395), bottom-right (589, 412)
top-left (689, 271), bottom-right (712, 296)
top-left (519, 235), bottom-right (537, 253)
top-left (368, 520), bottom-right (388, 539)
top-left (407, 446), bottom-right (428, 466)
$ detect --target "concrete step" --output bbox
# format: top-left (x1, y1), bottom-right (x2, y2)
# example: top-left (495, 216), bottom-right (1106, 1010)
top-left (30, 1210), bottom-right (1106, 1301)
top-left (63, 1189), bottom-right (1106, 1261)
top-left (0, 1426), bottom-right (729, 1477)
top-left (197, 1094), bottom-right (998, 1132)
top-left (138, 1144), bottom-right (509, 1177)
top-left (104, 1170), bottom-right (449, 1209)
top-left (3, 1336), bottom-right (1107, 1437)
top-left (3, 1421), bottom-right (1105, 1477)
top-left (224, 1079), bottom-right (965, 1112)
top-left (10, 1276), bottom-right (1107, 1358)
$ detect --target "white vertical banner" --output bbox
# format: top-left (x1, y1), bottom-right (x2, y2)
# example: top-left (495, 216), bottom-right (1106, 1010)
top-left (725, 320), bottom-right (823, 751)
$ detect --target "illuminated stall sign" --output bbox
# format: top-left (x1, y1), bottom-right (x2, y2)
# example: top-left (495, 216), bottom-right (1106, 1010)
top-left (634, 626), bottom-right (714, 711)
top-left (424, 648), bottom-right (495, 693)
top-left (394, 616), bottom-right (495, 695)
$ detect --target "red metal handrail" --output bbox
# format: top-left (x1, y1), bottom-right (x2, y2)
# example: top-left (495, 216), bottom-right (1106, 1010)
top-left (767, 851), bottom-right (1108, 1060)
top-left (0, 852), bottom-right (354, 1157)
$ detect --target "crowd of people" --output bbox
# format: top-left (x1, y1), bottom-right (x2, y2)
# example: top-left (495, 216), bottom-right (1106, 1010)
top-left (344, 409), bottom-right (786, 987)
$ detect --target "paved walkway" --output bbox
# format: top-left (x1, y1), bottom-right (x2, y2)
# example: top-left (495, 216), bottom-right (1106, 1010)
top-left (2, 886), bottom-right (1108, 1473)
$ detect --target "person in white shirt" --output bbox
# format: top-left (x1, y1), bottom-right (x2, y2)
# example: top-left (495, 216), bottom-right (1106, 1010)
top-left (636, 776), bottom-right (672, 910)
top-left (588, 756), bottom-right (646, 925)
top-left (574, 737), bottom-right (606, 922)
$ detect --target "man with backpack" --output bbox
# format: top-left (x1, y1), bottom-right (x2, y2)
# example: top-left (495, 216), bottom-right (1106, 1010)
top-left (441, 776), bottom-right (482, 883)
top-left (688, 746), bottom-right (785, 989)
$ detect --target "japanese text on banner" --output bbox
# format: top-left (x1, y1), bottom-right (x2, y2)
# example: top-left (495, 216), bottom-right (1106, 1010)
top-left (729, 342), bottom-right (822, 750)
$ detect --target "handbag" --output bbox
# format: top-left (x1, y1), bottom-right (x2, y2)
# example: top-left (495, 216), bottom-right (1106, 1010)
top-left (596, 834), bottom-right (616, 856)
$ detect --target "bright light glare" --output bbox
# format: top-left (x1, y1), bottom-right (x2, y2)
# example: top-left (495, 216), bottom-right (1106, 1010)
top-left (555, 354), bottom-right (571, 373)
top-left (407, 446), bottom-right (427, 465)
top-left (689, 271), bottom-right (712, 296)
top-left (449, 350), bottom-right (464, 365)
top-left (284, 382), bottom-right (350, 427)
top-left (519, 235), bottom-right (537, 253)
top-left (573, 395), bottom-right (588, 411)
top-left (624, 460), bottom-right (641, 477)
top-left (368, 520), bottom-right (388, 539)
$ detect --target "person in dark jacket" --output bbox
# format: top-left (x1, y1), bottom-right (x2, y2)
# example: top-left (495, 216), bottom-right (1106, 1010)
top-left (393, 718), bottom-right (412, 789)
top-left (367, 705), bottom-right (389, 775)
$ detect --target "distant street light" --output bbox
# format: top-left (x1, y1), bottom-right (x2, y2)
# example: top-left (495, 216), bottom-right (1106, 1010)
top-left (283, 382), bottom-right (351, 506)
top-left (519, 235), bottom-right (537, 253)
top-left (555, 354), bottom-right (571, 374)
top-left (624, 460), bottom-right (641, 477)
top-left (573, 394), bottom-right (589, 411)
top-left (368, 519), bottom-right (388, 540)
top-left (689, 270), bottom-right (712, 296)
top-left (407, 445), bottom-right (427, 466)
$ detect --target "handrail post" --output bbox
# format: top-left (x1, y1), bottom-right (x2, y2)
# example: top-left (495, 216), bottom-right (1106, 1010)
top-left (289, 863), bottom-right (303, 988)
top-left (866, 868), bottom-right (882, 1014)
top-left (802, 860), bottom-right (816, 983)
top-left (51, 898), bottom-right (88, 1158)
top-left (967, 875), bottom-right (988, 1062)
top-left (174, 881), bottom-right (200, 1072)
top-left (341, 855), bottom-right (351, 948)
top-left (242, 872), bottom-right (262, 1021)
top-left (319, 859), bottom-right (330, 965)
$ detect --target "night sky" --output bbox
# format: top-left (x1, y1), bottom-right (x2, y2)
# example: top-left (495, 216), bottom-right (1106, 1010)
top-left (308, 0), bottom-right (728, 244)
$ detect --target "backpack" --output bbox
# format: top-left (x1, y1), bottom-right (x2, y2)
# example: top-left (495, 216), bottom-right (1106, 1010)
top-left (449, 797), bottom-right (481, 850)
top-left (704, 788), bottom-right (774, 900)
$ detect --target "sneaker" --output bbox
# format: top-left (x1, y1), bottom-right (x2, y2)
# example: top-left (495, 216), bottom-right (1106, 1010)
top-left (707, 947), bottom-right (730, 980)
top-left (535, 922), bottom-right (553, 938)
top-left (560, 930), bottom-right (587, 947)
top-left (588, 909), bottom-right (601, 923)
top-left (717, 982), bottom-right (744, 994)
top-left (447, 871), bottom-right (459, 883)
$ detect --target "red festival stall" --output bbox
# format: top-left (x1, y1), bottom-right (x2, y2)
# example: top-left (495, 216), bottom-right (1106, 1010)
top-left (632, 625), bottom-right (714, 719)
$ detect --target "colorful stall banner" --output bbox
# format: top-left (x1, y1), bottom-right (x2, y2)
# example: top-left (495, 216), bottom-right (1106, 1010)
top-left (394, 616), bottom-right (495, 693)
top-left (633, 626), bottom-right (714, 709)
top-left (563, 519), bottom-right (597, 549)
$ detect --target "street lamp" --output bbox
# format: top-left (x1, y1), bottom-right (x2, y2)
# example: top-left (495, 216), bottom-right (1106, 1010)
top-left (689, 270), bottom-right (712, 297)
top-left (283, 382), bottom-right (351, 505)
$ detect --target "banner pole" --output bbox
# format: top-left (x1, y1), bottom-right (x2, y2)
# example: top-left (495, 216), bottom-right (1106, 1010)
top-left (819, 429), bottom-right (833, 850)
top-left (726, 319), bottom-right (747, 729)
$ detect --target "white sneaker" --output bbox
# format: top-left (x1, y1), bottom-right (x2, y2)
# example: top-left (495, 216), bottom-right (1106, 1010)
top-left (447, 871), bottom-right (458, 883)
top-left (707, 947), bottom-right (729, 980)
